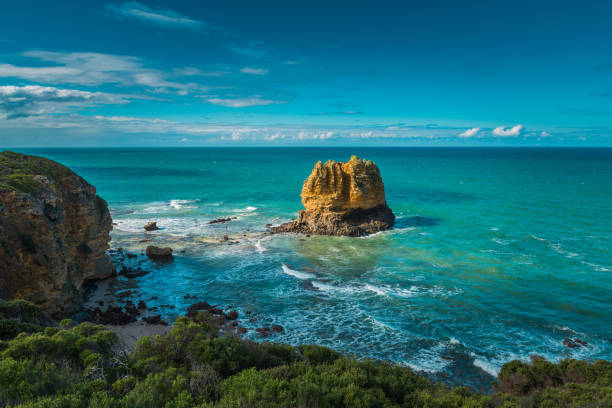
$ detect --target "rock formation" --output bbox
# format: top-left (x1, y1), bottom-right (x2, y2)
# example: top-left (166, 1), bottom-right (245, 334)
top-left (145, 245), bottom-right (173, 261)
top-left (144, 222), bottom-right (159, 231)
top-left (0, 151), bottom-right (113, 317)
top-left (273, 156), bottom-right (395, 236)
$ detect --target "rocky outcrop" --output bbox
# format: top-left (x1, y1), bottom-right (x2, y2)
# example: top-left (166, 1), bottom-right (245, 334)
top-left (144, 222), bottom-right (159, 231)
top-left (273, 156), bottom-right (395, 236)
top-left (0, 151), bottom-right (113, 318)
top-left (145, 245), bottom-right (173, 261)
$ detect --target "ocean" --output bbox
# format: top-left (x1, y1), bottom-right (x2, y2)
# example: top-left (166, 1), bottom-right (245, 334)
top-left (14, 147), bottom-right (612, 391)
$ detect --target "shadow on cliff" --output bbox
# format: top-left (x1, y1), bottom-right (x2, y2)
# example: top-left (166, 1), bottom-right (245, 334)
top-left (394, 216), bottom-right (441, 228)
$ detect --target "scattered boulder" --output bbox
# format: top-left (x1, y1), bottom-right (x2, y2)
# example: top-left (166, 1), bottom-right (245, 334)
top-left (187, 301), bottom-right (213, 319)
top-left (256, 327), bottom-right (271, 338)
top-left (226, 310), bottom-right (239, 320)
top-left (145, 245), bottom-right (173, 261)
top-left (564, 338), bottom-right (588, 349)
top-left (272, 156), bottom-right (395, 236)
top-left (142, 314), bottom-right (167, 325)
top-left (272, 325), bottom-right (284, 333)
top-left (144, 222), bottom-right (159, 231)
top-left (208, 217), bottom-right (232, 224)
top-left (119, 266), bottom-right (149, 278)
top-left (91, 305), bottom-right (139, 325)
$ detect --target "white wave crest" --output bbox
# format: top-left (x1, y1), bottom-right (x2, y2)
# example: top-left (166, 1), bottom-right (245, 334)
top-left (281, 264), bottom-right (315, 280)
top-left (170, 199), bottom-right (200, 209)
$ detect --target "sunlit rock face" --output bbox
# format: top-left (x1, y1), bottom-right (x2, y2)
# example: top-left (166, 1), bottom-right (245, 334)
top-left (273, 156), bottom-right (395, 236)
top-left (0, 151), bottom-right (113, 318)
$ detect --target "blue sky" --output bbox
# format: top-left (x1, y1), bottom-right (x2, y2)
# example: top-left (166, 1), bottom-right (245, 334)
top-left (1, 0), bottom-right (611, 146)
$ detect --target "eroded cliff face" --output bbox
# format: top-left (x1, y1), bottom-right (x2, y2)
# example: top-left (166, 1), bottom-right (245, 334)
top-left (301, 157), bottom-right (387, 212)
top-left (0, 151), bottom-right (113, 317)
top-left (273, 156), bottom-right (395, 236)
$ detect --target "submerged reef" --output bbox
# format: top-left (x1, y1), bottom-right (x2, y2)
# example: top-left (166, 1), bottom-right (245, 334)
top-left (0, 151), bottom-right (113, 318)
top-left (273, 155), bottom-right (395, 236)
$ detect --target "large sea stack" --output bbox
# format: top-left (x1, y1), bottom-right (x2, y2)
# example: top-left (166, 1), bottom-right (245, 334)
top-left (273, 156), bottom-right (395, 236)
top-left (0, 151), bottom-right (113, 317)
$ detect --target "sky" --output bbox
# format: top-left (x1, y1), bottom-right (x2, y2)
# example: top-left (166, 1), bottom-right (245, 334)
top-left (1, 0), bottom-right (612, 146)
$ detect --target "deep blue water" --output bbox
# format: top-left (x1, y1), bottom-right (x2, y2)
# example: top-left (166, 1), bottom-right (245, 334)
top-left (12, 147), bottom-right (612, 390)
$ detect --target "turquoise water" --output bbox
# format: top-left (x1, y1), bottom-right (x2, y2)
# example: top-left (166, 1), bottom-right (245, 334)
top-left (16, 147), bottom-right (612, 390)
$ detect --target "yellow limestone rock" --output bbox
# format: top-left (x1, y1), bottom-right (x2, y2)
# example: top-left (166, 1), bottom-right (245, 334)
top-left (273, 156), bottom-right (394, 236)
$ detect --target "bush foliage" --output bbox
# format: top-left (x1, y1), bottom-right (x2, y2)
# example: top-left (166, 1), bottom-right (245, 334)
top-left (0, 300), bottom-right (610, 407)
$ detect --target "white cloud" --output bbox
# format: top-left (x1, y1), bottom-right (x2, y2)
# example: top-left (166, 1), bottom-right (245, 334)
top-left (0, 51), bottom-right (194, 92)
top-left (0, 85), bottom-right (129, 119)
top-left (104, 2), bottom-right (206, 31)
top-left (458, 127), bottom-right (480, 137)
top-left (204, 97), bottom-right (286, 108)
top-left (541, 131), bottom-right (550, 137)
top-left (240, 67), bottom-right (268, 75)
top-left (492, 124), bottom-right (523, 137)
top-left (174, 67), bottom-right (227, 77)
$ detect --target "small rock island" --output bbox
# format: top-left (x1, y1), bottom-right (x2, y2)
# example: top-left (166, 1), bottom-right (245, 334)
top-left (273, 155), bottom-right (395, 236)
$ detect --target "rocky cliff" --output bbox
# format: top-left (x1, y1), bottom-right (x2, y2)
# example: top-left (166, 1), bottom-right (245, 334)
top-left (273, 156), bottom-right (395, 236)
top-left (0, 151), bottom-right (113, 317)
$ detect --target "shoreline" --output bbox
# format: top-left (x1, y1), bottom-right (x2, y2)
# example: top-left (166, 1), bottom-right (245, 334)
top-left (79, 243), bottom-right (503, 393)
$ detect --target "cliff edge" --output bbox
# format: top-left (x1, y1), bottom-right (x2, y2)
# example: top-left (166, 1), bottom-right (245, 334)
top-left (273, 156), bottom-right (395, 236)
top-left (0, 151), bottom-right (113, 317)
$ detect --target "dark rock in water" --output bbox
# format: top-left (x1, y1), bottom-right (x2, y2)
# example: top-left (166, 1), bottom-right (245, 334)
top-left (272, 325), bottom-right (284, 333)
top-left (120, 266), bottom-right (150, 279)
top-left (187, 301), bottom-right (212, 318)
top-left (226, 310), bottom-right (239, 320)
top-left (126, 252), bottom-right (137, 258)
top-left (145, 245), bottom-right (173, 261)
top-left (256, 327), bottom-right (271, 337)
top-left (272, 156), bottom-right (395, 237)
top-left (208, 217), bottom-right (232, 224)
top-left (299, 280), bottom-right (319, 291)
top-left (564, 338), bottom-right (587, 348)
top-left (137, 300), bottom-right (147, 310)
top-left (144, 222), bottom-right (159, 231)
top-left (0, 151), bottom-right (114, 318)
top-left (125, 300), bottom-right (138, 315)
top-left (210, 307), bottom-right (224, 315)
top-left (574, 338), bottom-right (588, 346)
top-left (237, 327), bottom-right (248, 335)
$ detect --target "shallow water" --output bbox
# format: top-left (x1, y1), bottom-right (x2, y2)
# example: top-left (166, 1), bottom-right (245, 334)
top-left (16, 147), bottom-right (612, 391)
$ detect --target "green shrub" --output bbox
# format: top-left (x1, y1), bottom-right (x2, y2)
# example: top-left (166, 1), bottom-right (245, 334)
top-left (0, 300), bottom-right (610, 407)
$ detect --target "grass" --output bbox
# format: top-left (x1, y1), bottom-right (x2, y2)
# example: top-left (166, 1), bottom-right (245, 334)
top-left (0, 151), bottom-right (73, 194)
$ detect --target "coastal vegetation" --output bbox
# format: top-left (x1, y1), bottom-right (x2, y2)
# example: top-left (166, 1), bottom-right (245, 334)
top-left (0, 151), bottom-right (72, 194)
top-left (1, 299), bottom-right (610, 408)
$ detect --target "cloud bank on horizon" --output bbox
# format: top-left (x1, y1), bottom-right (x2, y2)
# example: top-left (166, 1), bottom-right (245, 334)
top-left (0, 0), bottom-right (611, 146)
